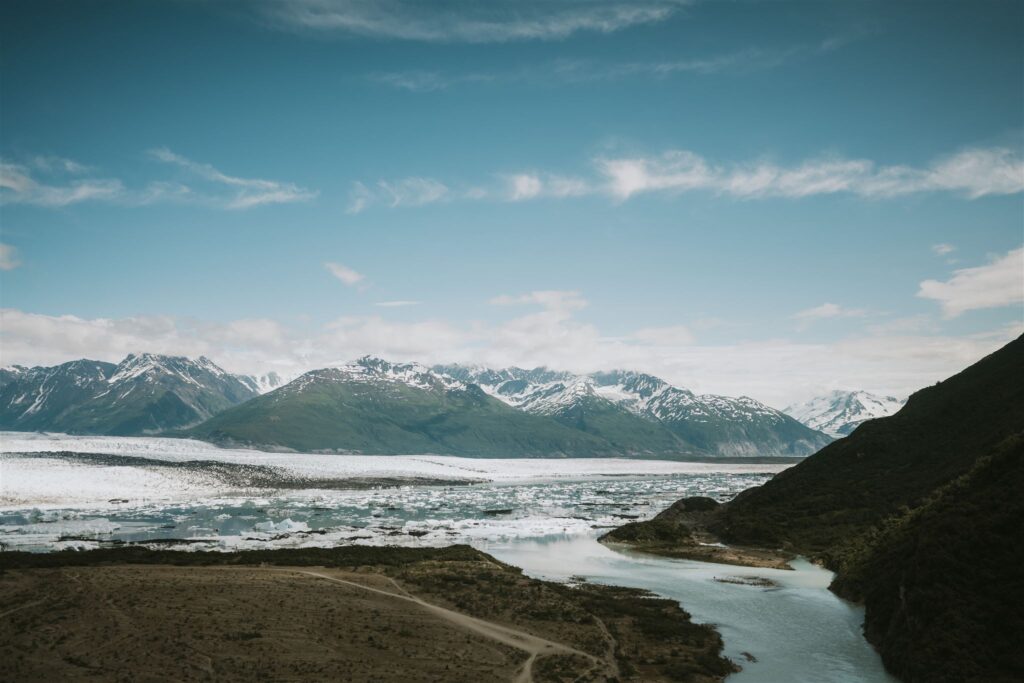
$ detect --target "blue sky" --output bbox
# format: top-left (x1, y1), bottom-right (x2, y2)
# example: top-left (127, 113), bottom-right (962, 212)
top-left (1, 0), bottom-right (1022, 406)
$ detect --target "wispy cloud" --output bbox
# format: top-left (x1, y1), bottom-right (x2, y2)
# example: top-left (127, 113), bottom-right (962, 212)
top-left (2, 150), bottom-right (316, 210)
top-left (598, 147), bottom-right (1024, 200)
top-left (793, 303), bottom-right (869, 321)
top-left (346, 177), bottom-right (449, 214)
top-left (324, 262), bottom-right (365, 287)
top-left (149, 148), bottom-right (317, 209)
top-left (917, 247), bottom-right (1024, 318)
top-left (348, 145), bottom-right (1024, 213)
top-left (0, 243), bottom-right (21, 271)
top-left (792, 303), bottom-right (870, 330)
top-left (371, 36), bottom-right (861, 92)
top-left (0, 159), bottom-right (124, 207)
top-left (932, 243), bottom-right (956, 256)
top-left (261, 0), bottom-right (685, 43)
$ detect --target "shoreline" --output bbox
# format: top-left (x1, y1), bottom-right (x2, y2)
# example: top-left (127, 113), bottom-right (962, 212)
top-left (0, 545), bottom-right (736, 682)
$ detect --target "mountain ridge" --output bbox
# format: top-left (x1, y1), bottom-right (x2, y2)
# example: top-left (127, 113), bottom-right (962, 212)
top-left (2, 353), bottom-right (832, 457)
top-left (0, 353), bottom-right (258, 435)
top-left (786, 390), bottom-right (905, 437)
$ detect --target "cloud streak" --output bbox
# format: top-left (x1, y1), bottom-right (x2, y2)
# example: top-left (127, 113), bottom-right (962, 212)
top-left (2, 150), bottom-right (317, 210)
top-left (261, 0), bottom-right (685, 43)
top-left (918, 246), bottom-right (1024, 318)
top-left (347, 145), bottom-right (1024, 213)
top-left (0, 160), bottom-right (123, 207)
top-left (324, 262), bottom-right (365, 287)
top-left (370, 35), bottom-right (863, 91)
top-left (149, 148), bottom-right (317, 209)
top-left (597, 147), bottom-right (1024, 200)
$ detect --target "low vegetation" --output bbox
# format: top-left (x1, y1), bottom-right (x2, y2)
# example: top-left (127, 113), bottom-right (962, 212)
top-left (0, 544), bottom-right (736, 682)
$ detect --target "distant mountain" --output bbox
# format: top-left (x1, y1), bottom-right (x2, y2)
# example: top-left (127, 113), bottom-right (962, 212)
top-left (187, 357), bottom-right (613, 456)
top-left (2, 353), bottom-right (831, 457)
top-left (238, 371), bottom-right (289, 395)
top-left (0, 353), bottom-right (258, 435)
top-left (438, 365), bottom-right (831, 457)
top-left (786, 390), bottom-right (905, 437)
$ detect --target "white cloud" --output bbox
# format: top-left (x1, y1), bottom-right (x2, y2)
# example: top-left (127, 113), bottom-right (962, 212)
top-left (597, 147), bottom-right (1024, 200)
top-left (0, 243), bottom-right (20, 271)
top-left (1, 151), bottom-right (316, 210)
top-left (1, 305), bottom-right (1019, 408)
top-left (793, 303), bottom-right (868, 320)
top-left (0, 160), bottom-right (124, 207)
top-left (932, 243), bottom-right (956, 256)
top-left (506, 174), bottom-right (543, 201)
top-left (349, 145), bottom-right (1023, 213)
top-left (917, 247), bottom-right (1024, 318)
top-left (324, 262), bottom-right (365, 287)
top-left (375, 300), bottom-right (420, 307)
top-left (260, 0), bottom-right (684, 43)
top-left (148, 148), bottom-right (317, 209)
top-left (346, 177), bottom-right (449, 214)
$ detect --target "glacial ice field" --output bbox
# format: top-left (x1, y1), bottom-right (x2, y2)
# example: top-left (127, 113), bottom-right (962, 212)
top-left (0, 432), bottom-right (787, 552)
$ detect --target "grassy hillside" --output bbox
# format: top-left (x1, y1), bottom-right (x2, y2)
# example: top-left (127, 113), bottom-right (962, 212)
top-left (547, 394), bottom-right (693, 454)
top-left (831, 435), bottom-right (1024, 683)
top-left (709, 334), bottom-right (1024, 553)
top-left (188, 377), bottom-right (618, 456)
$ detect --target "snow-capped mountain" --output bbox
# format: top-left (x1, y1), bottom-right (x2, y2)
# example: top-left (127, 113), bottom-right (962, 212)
top-left (239, 371), bottom-right (290, 395)
top-left (437, 365), bottom-right (832, 457)
top-left (0, 353), bottom-right (258, 435)
top-left (189, 356), bottom-right (613, 456)
top-left (2, 352), bottom-right (834, 457)
top-left (786, 390), bottom-right (905, 438)
top-left (281, 356), bottom-right (468, 397)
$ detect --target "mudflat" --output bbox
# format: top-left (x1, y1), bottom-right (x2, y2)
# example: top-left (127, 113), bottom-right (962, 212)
top-left (0, 546), bottom-right (734, 682)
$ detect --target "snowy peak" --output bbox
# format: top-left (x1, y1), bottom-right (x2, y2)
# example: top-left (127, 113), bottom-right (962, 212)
top-left (0, 354), bottom-right (257, 435)
top-left (438, 364), bottom-right (795, 428)
top-left (239, 371), bottom-right (289, 395)
top-left (108, 353), bottom-right (226, 388)
top-left (283, 357), bottom-right (467, 396)
top-left (786, 390), bottom-right (905, 437)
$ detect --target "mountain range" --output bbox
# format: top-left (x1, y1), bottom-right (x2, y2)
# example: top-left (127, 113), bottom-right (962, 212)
top-left (0, 354), bottom-right (259, 435)
top-left (785, 390), bottom-right (905, 437)
top-left (437, 365), bottom-right (829, 457)
top-left (1, 353), bottom-right (833, 457)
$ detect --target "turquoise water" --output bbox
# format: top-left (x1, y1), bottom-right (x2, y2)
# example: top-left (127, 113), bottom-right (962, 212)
top-left (481, 535), bottom-right (899, 683)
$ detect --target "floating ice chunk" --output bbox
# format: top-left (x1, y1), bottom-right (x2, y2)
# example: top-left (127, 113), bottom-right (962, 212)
top-left (253, 518), bottom-right (309, 533)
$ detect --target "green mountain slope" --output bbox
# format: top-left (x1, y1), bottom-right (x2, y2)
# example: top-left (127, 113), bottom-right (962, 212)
top-left (187, 361), bottom-right (617, 456)
top-left (830, 435), bottom-right (1023, 683)
top-left (710, 334), bottom-right (1024, 553)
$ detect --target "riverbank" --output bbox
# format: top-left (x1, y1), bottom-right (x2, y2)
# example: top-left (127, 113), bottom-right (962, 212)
top-left (598, 496), bottom-right (794, 570)
top-left (0, 545), bottom-right (734, 683)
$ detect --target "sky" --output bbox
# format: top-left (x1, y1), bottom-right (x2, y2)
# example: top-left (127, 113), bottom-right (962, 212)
top-left (1, 0), bottom-right (1022, 408)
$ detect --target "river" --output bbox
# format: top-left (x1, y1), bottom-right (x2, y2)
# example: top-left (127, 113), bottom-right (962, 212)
top-left (482, 534), bottom-right (899, 683)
